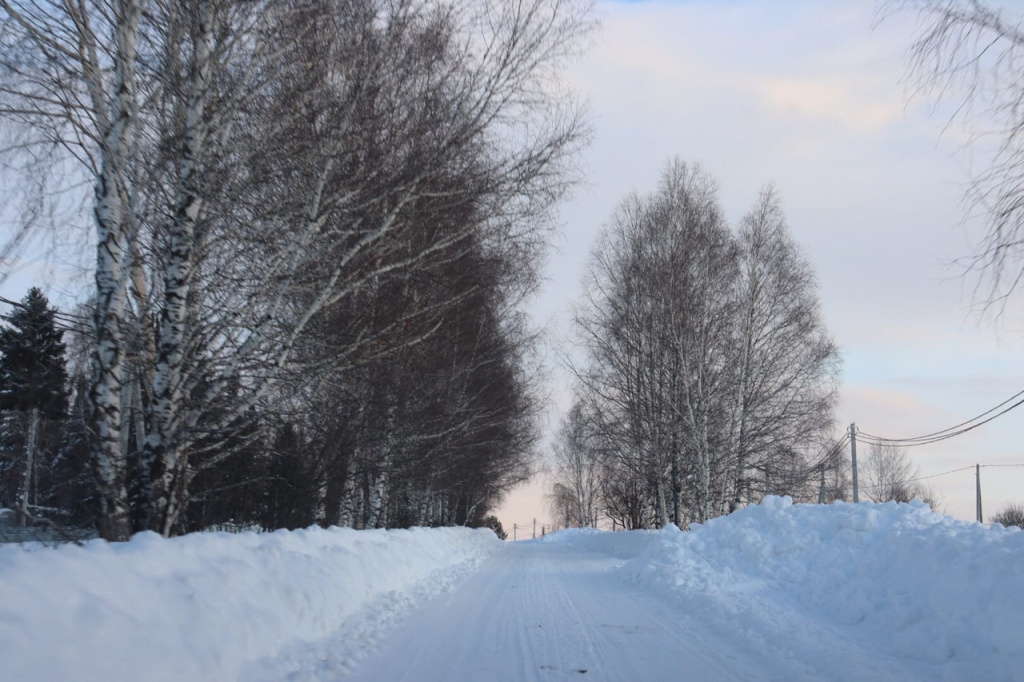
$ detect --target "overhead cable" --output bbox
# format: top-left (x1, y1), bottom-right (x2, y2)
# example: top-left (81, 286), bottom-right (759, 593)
top-left (856, 389), bottom-right (1024, 447)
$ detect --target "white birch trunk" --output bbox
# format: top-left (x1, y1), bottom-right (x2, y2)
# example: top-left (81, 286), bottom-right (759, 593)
top-left (142, 2), bottom-right (214, 535)
top-left (18, 407), bottom-right (40, 527)
top-left (337, 450), bottom-right (359, 528)
top-left (85, 0), bottom-right (141, 542)
top-left (366, 453), bottom-right (392, 529)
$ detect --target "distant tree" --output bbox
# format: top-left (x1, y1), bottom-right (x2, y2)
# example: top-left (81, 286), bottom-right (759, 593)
top-left (599, 458), bottom-right (654, 530)
top-left (570, 160), bottom-right (839, 528)
top-left (549, 401), bottom-right (602, 528)
top-left (548, 483), bottom-right (577, 530)
top-left (48, 374), bottom-right (94, 527)
top-left (862, 443), bottom-right (942, 511)
top-left (0, 288), bottom-right (69, 525)
top-left (862, 443), bottom-right (916, 503)
top-left (819, 442), bottom-right (853, 504)
top-left (991, 503), bottom-right (1024, 529)
top-left (914, 484), bottom-right (944, 514)
top-left (43, 307), bottom-right (95, 527)
top-left (481, 515), bottom-right (508, 541)
top-left (259, 423), bottom-right (317, 532)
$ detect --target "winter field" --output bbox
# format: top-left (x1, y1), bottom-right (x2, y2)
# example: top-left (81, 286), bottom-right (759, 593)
top-left (1, 498), bottom-right (1022, 682)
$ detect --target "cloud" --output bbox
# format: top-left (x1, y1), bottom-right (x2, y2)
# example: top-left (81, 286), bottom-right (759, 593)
top-left (754, 77), bottom-right (902, 134)
top-left (576, 0), bottom-right (912, 137)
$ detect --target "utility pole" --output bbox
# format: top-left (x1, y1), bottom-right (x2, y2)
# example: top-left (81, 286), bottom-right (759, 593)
top-left (818, 464), bottom-right (826, 504)
top-left (513, 523), bottom-right (517, 541)
top-left (533, 518), bottom-right (537, 539)
top-left (850, 423), bottom-right (859, 503)
top-left (976, 464), bottom-right (983, 523)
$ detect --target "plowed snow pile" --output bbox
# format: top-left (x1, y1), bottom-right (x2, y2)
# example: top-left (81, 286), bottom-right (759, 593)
top-left (0, 526), bottom-right (500, 681)
top-left (2, 500), bottom-right (1022, 681)
top-left (549, 497), bottom-right (1024, 681)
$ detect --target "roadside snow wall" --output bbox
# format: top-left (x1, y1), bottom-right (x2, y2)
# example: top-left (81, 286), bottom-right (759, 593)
top-left (0, 525), bottom-right (500, 681)
top-left (615, 497), bottom-right (1024, 681)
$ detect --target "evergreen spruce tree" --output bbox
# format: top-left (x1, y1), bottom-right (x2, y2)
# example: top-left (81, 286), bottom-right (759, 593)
top-left (0, 288), bottom-right (69, 524)
top-left (49, 374), bottom-right (94, 526)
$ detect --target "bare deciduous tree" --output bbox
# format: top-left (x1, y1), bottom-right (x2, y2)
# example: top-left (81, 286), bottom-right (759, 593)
top-left (728, 186), bottom-right (840, 508)
top-left (568, 159), bottom-right (839, 528)
top-left (886, 0), bottom-right (1024, 308)
top-left (549, 400), bottom-right (601, 528)
top-left (862, 442), bottom-right (942, 510)
top-left (862, 442), bottom-right (917, 503)
top-left (991, 502), bottom-right (1024, 528)
top-left (0, 0), bottom-right (593, 539)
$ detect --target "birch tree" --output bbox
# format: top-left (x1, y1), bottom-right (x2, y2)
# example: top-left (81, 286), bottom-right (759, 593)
top-left (574, 194), bottom-right (667, 526)
top-left (0, 0), bottom-right (592, 538)
top-left (550, 400), bottom-right (601, 528)
top-left (726, 186), bottom-right (839, 508)
top-left (570, 160), bottom-right (838, 527)
top-left (655, 162), bottom-right (737, 523)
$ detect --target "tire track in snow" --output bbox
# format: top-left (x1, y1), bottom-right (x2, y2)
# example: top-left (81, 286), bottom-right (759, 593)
top-left (343, 541), bottom-right (766, 681)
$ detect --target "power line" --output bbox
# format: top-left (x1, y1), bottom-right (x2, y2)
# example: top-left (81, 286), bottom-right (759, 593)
top-left (906, 465), bottom-right (974, 483)
top-left (858, 463), bottom-right (1024, 488)
top-left (859, 389), bottom-right (1024, 444)
top-left (857, 389), bottom-right (1024, 447)
top-left (803, 433), bottom-right (850, 475)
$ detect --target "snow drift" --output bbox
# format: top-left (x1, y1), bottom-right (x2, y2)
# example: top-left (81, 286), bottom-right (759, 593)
top-left (548, 497), bottom-right (1024, 681)
top-left (0, 526), bottom-right (500, 681)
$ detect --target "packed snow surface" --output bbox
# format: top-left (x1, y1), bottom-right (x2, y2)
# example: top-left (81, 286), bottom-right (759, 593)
top-left (618, 496), bottom-right (1024, 681)
top-left (2, 498), bottom-right (1022, 681)
top-left (0, 526), bottom-right (500, 681)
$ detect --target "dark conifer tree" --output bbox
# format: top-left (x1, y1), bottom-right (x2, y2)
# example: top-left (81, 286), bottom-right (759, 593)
top-left (49, 374), bottom-right (94, 526)
top-left (0, 288), bottom-right (70, 524)
top-left (0, 288), bottom-right (69, 416)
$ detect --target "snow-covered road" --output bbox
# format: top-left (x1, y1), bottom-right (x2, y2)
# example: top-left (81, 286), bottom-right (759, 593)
top-left (347, 541), bottom-right (754, 682)
top-left (2, 498), bottom-right (1022, 681)
top-left (344, 532), bottom-right (947, 682)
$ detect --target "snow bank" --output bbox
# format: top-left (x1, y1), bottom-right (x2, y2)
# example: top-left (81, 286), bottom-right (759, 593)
top-left (5, 503), bottom-right (1021, 681)
top-left (619, 497), bottom-right (1024, 681)
top-left (0, 525), bottom-right (500, 681)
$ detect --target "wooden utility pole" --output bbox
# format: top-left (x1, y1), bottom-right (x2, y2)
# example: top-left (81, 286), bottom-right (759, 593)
top-left (850, 423), bottom-right (859, 503)
top-left (976, 464), bottom-right (983, 523)
top-left (818, 464), bottom-right (826, 504)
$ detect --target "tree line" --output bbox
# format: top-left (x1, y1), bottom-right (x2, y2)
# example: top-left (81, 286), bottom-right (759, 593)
top-left (0, 0), bottom-right (593, 540)
top-left (551, 160), bottom-right (843, 530)
top-left (0, 283), bottom-right (540, 535)
top-left (547, 156), bottom-right (1016, 528)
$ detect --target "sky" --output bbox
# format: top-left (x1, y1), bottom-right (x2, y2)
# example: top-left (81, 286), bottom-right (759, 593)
top-left (495, 0), bottom-right (1024, 532)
